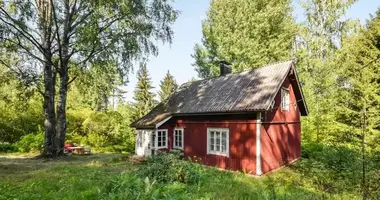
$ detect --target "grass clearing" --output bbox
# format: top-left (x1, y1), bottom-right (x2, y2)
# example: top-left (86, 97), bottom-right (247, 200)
top-left (0, 147), bottom-right (375, 200)
top-left (0, 153), bottom-right (134, 200)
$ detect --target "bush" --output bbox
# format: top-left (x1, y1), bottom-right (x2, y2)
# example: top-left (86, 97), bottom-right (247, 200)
top-left (0, 142), bottom-right (17, 153)
top-left (137, 151), bottom-right (201, 184)
top-left (15, 131), bottom-right (44, 153)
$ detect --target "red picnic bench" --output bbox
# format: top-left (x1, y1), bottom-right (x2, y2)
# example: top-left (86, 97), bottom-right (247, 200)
top-left (64, 143), bottom-right (91, 155)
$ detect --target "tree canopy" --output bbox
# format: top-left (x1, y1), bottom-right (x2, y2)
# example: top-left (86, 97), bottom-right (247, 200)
top-left (192, 0), bottom-right (296, 78)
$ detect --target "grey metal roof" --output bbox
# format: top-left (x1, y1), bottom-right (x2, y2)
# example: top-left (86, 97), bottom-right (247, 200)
top-left (133, 61), bottom-right (304, 128)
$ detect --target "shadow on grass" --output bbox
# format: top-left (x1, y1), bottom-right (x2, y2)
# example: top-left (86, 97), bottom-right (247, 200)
top-left (0, 153), bottom-right (137, 200)
top-left (0, 153), bottom-right (131, 177)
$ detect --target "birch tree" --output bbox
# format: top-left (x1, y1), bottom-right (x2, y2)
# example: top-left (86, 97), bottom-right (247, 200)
top-left (0, 0), bottom-right (178, 156)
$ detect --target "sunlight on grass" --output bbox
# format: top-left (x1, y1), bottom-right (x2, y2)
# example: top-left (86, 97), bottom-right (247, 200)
top-left (0, 151), bottom-right (369, 200)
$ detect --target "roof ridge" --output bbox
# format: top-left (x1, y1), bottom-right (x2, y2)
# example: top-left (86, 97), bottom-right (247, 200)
top-left (178, 60), bottom-right (293, 89)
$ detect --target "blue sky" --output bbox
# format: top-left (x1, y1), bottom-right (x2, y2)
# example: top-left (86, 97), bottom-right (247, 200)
top-left (124, 0), bottom-right (379, 102)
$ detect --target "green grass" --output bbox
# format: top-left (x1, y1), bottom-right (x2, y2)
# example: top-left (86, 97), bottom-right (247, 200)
top-left (0, 153), bottom-right (134, 200)
top-left (0, 147), bottom-right (375, 200)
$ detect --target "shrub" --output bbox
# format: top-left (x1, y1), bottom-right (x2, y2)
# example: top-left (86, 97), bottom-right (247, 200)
top-left (15, 131), bottom-right (44, 153)
top-left (0, 142), bottom-right (17, 153)
top-left (137, 151), bottom-right (201, 184)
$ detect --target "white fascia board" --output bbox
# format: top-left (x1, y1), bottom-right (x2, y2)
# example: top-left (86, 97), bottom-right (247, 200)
top-left (155, 116), bottom-right (172, 129)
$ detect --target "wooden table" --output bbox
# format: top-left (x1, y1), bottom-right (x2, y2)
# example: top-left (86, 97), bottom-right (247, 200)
top-left (66, 146), bottom-right (84, 155)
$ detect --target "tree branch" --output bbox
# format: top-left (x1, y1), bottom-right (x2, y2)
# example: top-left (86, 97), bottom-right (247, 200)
top-left (0, 7), bottom-right (46, 54)
top-left (66, 75), bottom-right (78, 86)
top-left (3, 37), bottom-right (49, 65)
top-left (50, 0), bottom-right (63, 73)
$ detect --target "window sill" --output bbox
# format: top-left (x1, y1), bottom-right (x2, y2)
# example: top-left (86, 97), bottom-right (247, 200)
top-left (207, 151), bottom-right (229, 157)
top-left (155, 146), bottom-right (167, 150)
top-left (173, 147), bottom-right (183, 150)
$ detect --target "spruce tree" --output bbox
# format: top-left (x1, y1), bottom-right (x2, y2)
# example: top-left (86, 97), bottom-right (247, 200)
top-left (335, 9), bottom-right (380, 149)
top-left (333, 9), bottom-right (380, 197)
top-left (132, 64), bottom-right (156, 121)
top-left (158, 71), bottom-right (178, 102)
top-left (192, 0), bottom-right (297, 78)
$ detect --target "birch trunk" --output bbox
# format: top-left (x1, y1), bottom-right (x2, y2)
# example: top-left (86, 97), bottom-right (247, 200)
top-left (55, 1), bottom-right (71, 155)
top-left (39, 0), bottom-right (57, 156)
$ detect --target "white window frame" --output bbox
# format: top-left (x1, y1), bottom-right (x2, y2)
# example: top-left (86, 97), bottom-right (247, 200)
top-left (155, 129), bottom-right (168, 149)
top-left (207, 128), bottom-right (229, 157)
top-left (173, 128), bottom-right (184, 150)
top-left (281, 87), bottom-right (290, 111)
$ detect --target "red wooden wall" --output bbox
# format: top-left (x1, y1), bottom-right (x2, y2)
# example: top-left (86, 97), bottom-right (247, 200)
top-left (160, 115), bottom-right (258, 174)
top-left (261, 74), bottom-right (301, 173)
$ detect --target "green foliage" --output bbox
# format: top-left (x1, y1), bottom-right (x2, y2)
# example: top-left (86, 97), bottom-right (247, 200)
top-left (0, 67), bottom-right (43, 143)
top-left (158, 70), bottom-right (178, 102)
top-left (333, 9), bottom-right (380, 150)
top-left (0, 142), bottom-right (17, 153)
top-left (138, 151), bottom-right (201, 184)
top-left (68, 62), bottom-right (126, 111)
top-left (15, 131), bottom-right (44, 153)
top-left (132, 63), bottom-right (156, 122)
top-left (193, 0), bottom-right (297, 78)
top-left (296, 0), bottom-right (359, 144)
top-left (65, 105), bottom-right (135, 153)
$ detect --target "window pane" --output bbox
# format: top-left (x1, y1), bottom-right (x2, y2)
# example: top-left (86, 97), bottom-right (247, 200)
top-left (210, 130), bottom-right (214, 151)
top-left (179, 141), bottom-right (182, 147)
top-left (216, 132), bottom-right (220, 151)
top-left (158, 141), bottom-right (162, 147)
top-left (222, 136), bottom-right (226, 153)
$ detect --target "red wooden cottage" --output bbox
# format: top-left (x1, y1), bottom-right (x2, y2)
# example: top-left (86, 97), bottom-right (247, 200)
top-left (132, 61), bottom-right (308, 175)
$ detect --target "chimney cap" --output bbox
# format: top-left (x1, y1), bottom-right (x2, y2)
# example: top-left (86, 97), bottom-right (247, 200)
top-left (219, 60), bottom-right (232, 76)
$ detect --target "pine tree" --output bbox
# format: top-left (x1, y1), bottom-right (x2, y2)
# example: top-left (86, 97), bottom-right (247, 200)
top-left (158, 70), bottom-right (178, 102)
top-left (132, 64), bottom-right (156, 121)
top-left (192, 0), bottom-right (297, 78)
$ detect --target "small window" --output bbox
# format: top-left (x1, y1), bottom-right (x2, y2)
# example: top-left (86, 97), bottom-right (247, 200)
top-left (156, 129), bottom-right (168, 149)
top-left (207, 128), bottom-right (229, 157)
top-left (173, 128), bottom-right (184, 149)
top-left (281, 88), bottom-right (290, 111)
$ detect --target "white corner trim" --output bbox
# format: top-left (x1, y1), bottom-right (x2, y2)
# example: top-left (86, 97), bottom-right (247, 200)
top-left (256, 112), bottom-right (262, 176)
top-left (155, 116), bottom-right (172, 129)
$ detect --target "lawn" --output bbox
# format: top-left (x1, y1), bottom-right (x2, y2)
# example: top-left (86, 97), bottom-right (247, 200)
top-left (0, 149), bottom-right (371, 200)
top-left (0, 153), bottom-right (134, 200)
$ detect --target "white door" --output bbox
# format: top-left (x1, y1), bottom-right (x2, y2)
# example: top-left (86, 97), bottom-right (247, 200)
top-left (135, 129), bottom-right (154, 156)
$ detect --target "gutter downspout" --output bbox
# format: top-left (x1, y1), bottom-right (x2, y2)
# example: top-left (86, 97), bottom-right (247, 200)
top-left (256, 112), bottom-right (262, 175)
